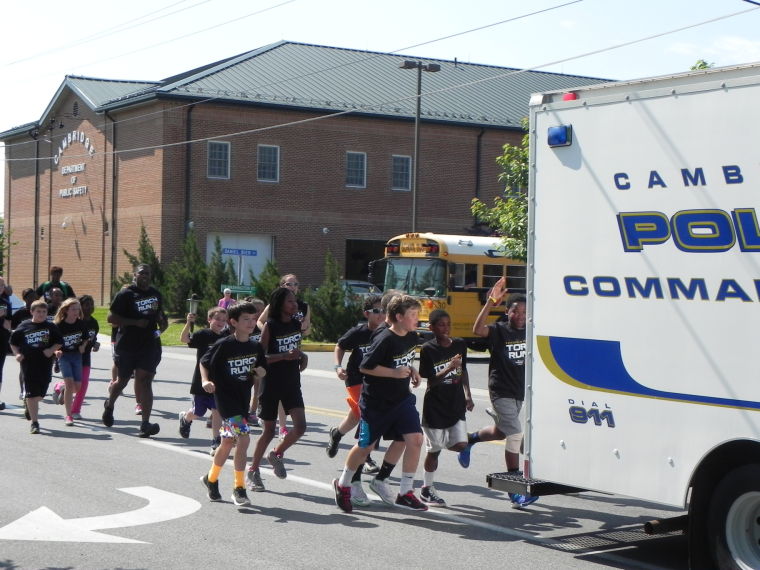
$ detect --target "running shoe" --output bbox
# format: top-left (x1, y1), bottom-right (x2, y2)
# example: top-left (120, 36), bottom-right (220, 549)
top-left (0, 402), bottom-right (5, 411)
top-left (395, 491), bottom-right (429, 511)
top-left (268, 450), bottom-right (287, 479)
top-left (509, 493), bottom-right (539, 509)
top-left (278, 427), bottom-right (288, 440)
top-left (369, 478), bottom-right (396, 506)
top-left (134, 403), bottom-right (142, 415)
top-left (179, 411), bottom-right (191, 439)
top-left (247, 412), bottom-right (259, 425)
top-left (420, 485), bottom-right (446, 506)
top-left (363, 456), bottom-right (380, 474)
top-left (351, 481), bottom-right (371, 507)
top-left (246, 469), bottom-right (265, 492)
top-left (72, 413), bottom-right (81, 420)
top-left (52, 386), bottom-right (62, 405)
top-left (333, 478), bottom-right (353, 513)
top-left (457, 444), bottom-right (473, 468)
top-left (138, 421), bottom-right (160, 438)
top-left (210, 436), bottom-right (221, 456)
top-left (231, 487), bottom-right (251, 506)
top-left (200, 474), bottom-right (221, 501)
top-left (102, 401), bottom-right (114, 427)
top-left (30, 421), bottom-right (40, 434)
top-left (65, 415), bottom-right (74, 426)
top-left (485, 407), bottom-right (498, 422)
top-left (326, 427), bottom-right (341, 458)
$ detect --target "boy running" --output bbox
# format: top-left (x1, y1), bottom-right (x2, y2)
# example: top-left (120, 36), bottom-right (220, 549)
top-left (199, 302), bottom-right (266, 506)
top-left (418, 309), bottom-right (473, 506)
top-left (10, 300), bottom-right (63, 434)
top-left (457, 277), bottom-right (537, 508)
top-left (333, 294), bottom-right (427, 513)
top-left (179, 307), bottom-right (229, 453)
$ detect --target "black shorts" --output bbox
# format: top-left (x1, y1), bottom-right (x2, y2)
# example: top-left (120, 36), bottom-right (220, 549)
top-left (22, 359), bottom-right (53, 398)
top-left (114, 343), bottom-right (162, 378)
top-left (259, 386), bottom-right (305, 421)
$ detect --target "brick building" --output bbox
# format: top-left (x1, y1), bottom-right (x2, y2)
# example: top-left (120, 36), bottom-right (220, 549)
top-left (1, 41), bottom-right (603, 304)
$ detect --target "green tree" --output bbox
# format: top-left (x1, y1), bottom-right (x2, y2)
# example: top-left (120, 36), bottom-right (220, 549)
top-left (304, 250), bottom-right (361, 342)
top-left (113, 223), bottom-right (164, 294)
top-left (691, 59), bottom-right (714, 71)
top-left (470, 118), bottom-right (529, 261)
top-left (249, 259), bottom-right (281, 303)
top-left (205, 237), bottom-right (238, 307)
top-left (163, 229), bottom-right (207, 315)
top-left (0, 223), bottom-right (18, 275)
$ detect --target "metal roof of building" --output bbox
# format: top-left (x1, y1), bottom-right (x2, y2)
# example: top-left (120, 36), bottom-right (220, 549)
top-left (1, 40), bottom-right (608, 138)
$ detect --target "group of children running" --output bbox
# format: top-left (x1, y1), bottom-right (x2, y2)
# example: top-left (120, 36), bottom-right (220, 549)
top-left (192, 272), bottom-right (533, 511)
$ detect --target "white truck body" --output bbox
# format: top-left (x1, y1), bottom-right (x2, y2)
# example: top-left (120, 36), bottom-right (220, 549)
top-left (526, 62), bottom-right (760, 513)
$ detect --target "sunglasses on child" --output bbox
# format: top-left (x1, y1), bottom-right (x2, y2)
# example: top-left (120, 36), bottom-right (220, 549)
top-left (366, 308), bottom-right (385, 314)
top-left (284, 282), bottom-right (299, 287)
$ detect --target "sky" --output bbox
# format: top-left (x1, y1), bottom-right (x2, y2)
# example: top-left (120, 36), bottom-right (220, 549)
top-left (3, 0), bottom-right (760, 213)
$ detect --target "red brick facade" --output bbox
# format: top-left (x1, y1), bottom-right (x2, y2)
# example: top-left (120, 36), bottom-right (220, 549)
top-left (4, 94), bottom-right (519, 304)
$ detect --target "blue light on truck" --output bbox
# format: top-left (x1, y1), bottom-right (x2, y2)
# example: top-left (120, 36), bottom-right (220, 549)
top-left (548, 125), bottom-right (572, 147)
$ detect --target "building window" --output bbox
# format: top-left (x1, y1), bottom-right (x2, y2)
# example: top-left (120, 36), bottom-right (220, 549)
top-left (207, 141), bottom-right (230, 179)
top-left (346, 151), bottom-right (366, 188)
top-left (257, 144), bottom-right (280, 182)
top-left (392, 155), bottom-right (411, 191)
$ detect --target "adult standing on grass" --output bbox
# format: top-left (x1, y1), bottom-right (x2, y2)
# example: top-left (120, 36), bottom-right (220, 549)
top-left (104, 264), bottom-right (168, 438)
top-left (36, 266), bottom-right (76, 300)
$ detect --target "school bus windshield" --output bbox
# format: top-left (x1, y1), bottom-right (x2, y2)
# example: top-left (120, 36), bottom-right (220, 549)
top-left (384, 258), bottom-right (447, 297)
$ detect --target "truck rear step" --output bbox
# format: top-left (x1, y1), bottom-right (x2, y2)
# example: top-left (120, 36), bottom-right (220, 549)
top-left (487, 471), bottom-right (586, 497)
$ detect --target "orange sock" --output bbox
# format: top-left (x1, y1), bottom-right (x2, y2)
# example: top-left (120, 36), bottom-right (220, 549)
top-left (234, 470), bottom-right (244, 488)
top-left (208, 464), bottom-right (222, 483)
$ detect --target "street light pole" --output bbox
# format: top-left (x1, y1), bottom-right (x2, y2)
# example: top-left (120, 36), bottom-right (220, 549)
top-left (400, 60), bottom-right (440, 233)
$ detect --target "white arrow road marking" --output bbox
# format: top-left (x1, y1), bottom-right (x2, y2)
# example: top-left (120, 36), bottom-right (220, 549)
top-left (0, 486), bottom-right (201, 543)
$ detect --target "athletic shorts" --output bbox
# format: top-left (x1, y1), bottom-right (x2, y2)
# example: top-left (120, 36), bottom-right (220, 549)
top-left (358, 393), bottom-right (421, 448)
top-left (423, 419), bottom-right (467, 453)
top-left (22, 360), bottom-right (53, 398)
top-left (58, 352), bottom-right (83, 382)
top-left (219, 414), bottom-right (251, 440)
top-left (345, 384), bottom-right (361, 417)
top-left (492, 397), bottom-right (523, 436)
top-left (114, 343), bottom-right (162, 378)
top-left (259, 387), bottom-right (304, 421)
top-left (192, 393), bottom-right (216, 417)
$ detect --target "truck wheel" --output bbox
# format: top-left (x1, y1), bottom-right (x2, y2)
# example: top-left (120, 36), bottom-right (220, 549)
top-left (708, 464), bottom-right (760, 569)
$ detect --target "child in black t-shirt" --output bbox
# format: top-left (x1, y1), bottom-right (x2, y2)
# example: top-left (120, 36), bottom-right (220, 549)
top-left (179, 307), bottom-right (229, 451)
top-left (418, 309), bottom-right (473, 506)
top-left (333, 294), bottom-right (427, 513)
top-left (199, 302), bottom-right (265, 506)
top-left (10, 300), bottom-right (63, 434)
top-left (247, 287), bottom-right (308, 492)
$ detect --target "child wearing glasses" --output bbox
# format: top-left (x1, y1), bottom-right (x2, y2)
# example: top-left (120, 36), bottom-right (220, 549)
top-left (326, 294), bottom-right (385, 507)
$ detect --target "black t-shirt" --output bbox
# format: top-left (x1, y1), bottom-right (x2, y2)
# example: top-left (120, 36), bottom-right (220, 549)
top-left (0, 294), bottom-right (11, 345)
top-left (487, 321), bottom-right (526, 401)
top-left (263, 317), bottom-right (303, 393)
top-left (201, 335), bottom-right (265, 418)
top-left (188, 328), bottom-right (229, 395)
top-left (11, 320), bottom-right (63, 370)
top-left (57, 319), bottom-right (89, 353)
top-left (360, 327), bottom-right (418, 412)
top-left (337, 323), bottom-right (375, 387)
top-left (420, 338), bottom-right (468, 429)
top-left (81, 316), bottom-right (99, 367)
top-left (110, 284), bottom-right (164, 351)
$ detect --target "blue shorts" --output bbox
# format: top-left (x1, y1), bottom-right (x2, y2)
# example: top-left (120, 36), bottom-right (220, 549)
top-left (220, 415), bottom-right (251, 440)
top-left (59, 352), bottom-right (83, 382)
top-left (192, 393), bottom-right (216, 417)
top-left (358, 393), bottom-right (422, 448)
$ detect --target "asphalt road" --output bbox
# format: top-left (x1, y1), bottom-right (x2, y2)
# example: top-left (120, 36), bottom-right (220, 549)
top-left (0, 340), bottom-right (688, 570)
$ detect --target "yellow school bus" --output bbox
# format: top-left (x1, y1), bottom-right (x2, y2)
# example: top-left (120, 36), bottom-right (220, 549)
top-left (374, 233), bottom-right (526, 347)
